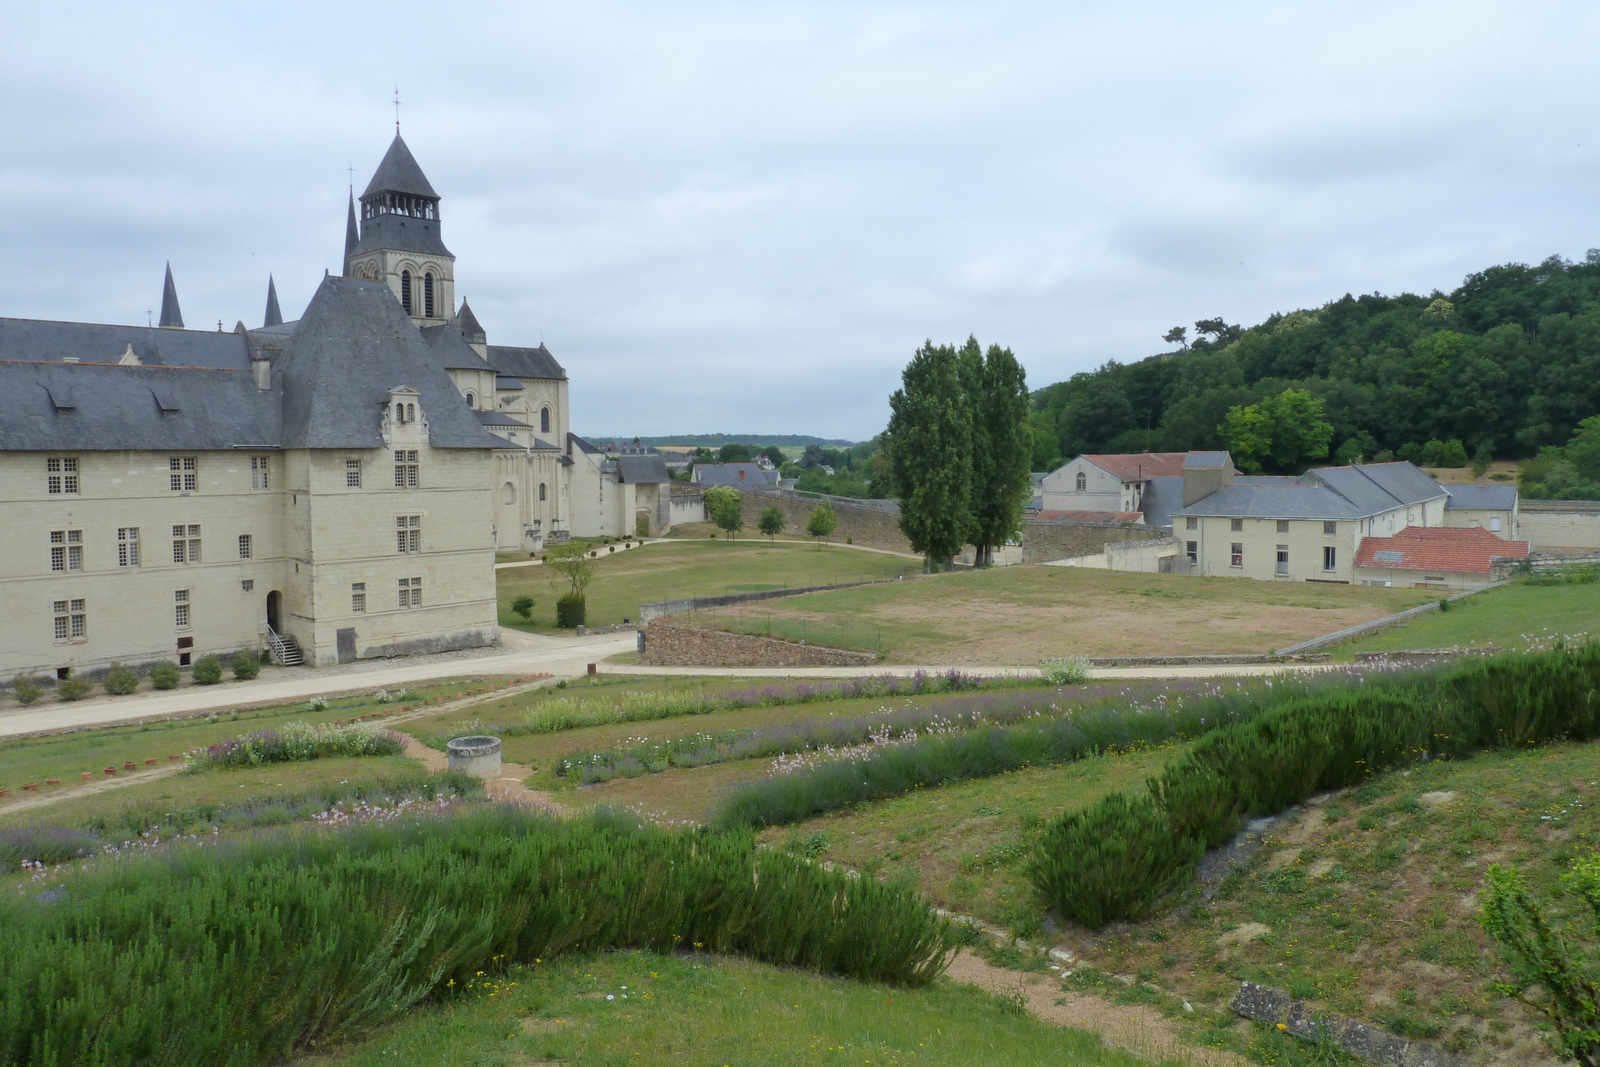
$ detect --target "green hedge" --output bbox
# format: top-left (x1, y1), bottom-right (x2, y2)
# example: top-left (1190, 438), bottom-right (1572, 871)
top-left (0, 807), bottom-right (954, 1066)
top-left (1029, 645), bottom-right (1600, 929)
top-left (556, 594), bottom-right (586, 628)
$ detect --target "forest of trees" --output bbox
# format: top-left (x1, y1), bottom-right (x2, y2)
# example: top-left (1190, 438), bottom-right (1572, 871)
top-left (1027, 253), bottom-right (1600, 474)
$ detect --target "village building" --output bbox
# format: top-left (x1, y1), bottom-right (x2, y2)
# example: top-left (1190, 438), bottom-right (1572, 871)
top-left (0, 133), bottom-right (671, 677)
top-left (1351, 525), bottom-right (1530, 590)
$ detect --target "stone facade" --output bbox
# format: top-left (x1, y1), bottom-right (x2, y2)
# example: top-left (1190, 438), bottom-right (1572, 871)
top-left (638, 620), bottom-right (879, 668)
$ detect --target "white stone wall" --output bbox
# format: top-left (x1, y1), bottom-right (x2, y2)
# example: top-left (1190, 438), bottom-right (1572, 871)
top-left (1177, 514), bottom-right (1366, 581)
top-left (1519, 507), bottom-right (1600, 550)
top-left (1040, 457), bottom-right (1124, 512)
top-left (1443, 508), bottom-right (1517, 538)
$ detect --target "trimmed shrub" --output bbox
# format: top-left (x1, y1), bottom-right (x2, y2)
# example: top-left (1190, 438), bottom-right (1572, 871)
top-left (556, 594), bottom-right (586, 628)
top-left (56, 673), bottom-right (92, 701)
top-left (1040, 656), bottom-right (1092, 685)
top-left (12, 674), bottom-right (41, 706)
top-left (191, 655), bottom-right (223, 685)
top-left (149, 661), bottom-right (181, 690)
top-left (0, 808), bottom-right (954, 1065)
top-left (1029, 792), bottom-right (1205, 928)
top-left (102, 663), bottom-right (140, 696)
top-left (511, 594), bottom-right (535, 621)
top-left (231, 650), bottom-right (261, 681)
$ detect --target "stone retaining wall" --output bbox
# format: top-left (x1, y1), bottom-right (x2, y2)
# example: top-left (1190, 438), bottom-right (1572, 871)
top-left (639, 621), bottom-right (879, 668)
top-left (1020, 521), bottom-right (1168, 564)
top-left (737, 493), bottom-right (913, 554)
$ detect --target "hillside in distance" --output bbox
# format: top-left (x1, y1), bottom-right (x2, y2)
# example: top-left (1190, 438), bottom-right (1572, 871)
top-left (1028, 252), bottom-right (1600, 471)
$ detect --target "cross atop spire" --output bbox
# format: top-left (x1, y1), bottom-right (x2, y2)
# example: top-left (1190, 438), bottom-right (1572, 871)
top-left (158, 262), bottom-right (184, 329)
top-left (393, 86), bottom-right (401, 132)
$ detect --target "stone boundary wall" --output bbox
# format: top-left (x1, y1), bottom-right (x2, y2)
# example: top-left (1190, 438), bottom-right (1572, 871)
top-left (638, 620), bottom-right (879, 668)
top-left (751, 486), bottom-right (902, 515)
top-left (736, 493), bottom-right (914, 554)
top-left (639, 579), bottom-right (894, 623)
top-left (1520, 501), bottom-right (1600, 550)
top-left (1020, 521), bottom-right (1168, 564)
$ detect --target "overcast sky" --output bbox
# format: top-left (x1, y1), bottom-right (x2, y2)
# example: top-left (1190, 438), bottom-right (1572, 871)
top-left (4, 2), bottom-right (1598, 441)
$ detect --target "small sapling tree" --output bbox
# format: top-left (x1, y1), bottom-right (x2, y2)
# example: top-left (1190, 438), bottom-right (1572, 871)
top-left (758, 506), bottom-right (786, 544)
top-left (704, 486), bottom-right (743, 541)
top-left (511, 594), bottom-right (536, 621)
top-left (805, 503), bottom-right (838, 549)
top-left (547, 542), bottom-right (595, 627)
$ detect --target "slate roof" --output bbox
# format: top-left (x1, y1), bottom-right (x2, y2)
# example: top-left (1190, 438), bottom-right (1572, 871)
top-left (693, 463), bottom-right (779, 487)
top-left (617, 455), bottom-right (671, 483)
top-left (420, 322), bottom-right (494, 371)
top-left (1353, 526), bottom-right (1529, 575)
top-left (349, 212), bottom-right (452, 259)
top-left (1445, 485), bottom-right (1519, 511)
top-left (1177, 462), bottom-right (1447, 521)
top-left (1138, 476), bottom-right (1184, 528)
top-left (487, 343), bottom-right (566, 380)
top-left (1083, 452), bottom-right (1191, 480)
top-left (0, 317), bottom-right (251, 369)
top-left (1302, 463), bottom-right (1444, 512)
top-left (476, 410), bottom-right (531, 428)
top-left (362, 133), bottom-right (439, 198)
top-left (568, 433), bottom-right (602, 455)
top-left (454, 300), bottom-right (486, 345)
top-left (0, 361), bottom-right (281, 451)
top-left (494, 375), bottom-right (523, 390)
top-left (1183, 451), bottom-right (1232, 468)
top-left (273, 276), bottom-right (500, 450)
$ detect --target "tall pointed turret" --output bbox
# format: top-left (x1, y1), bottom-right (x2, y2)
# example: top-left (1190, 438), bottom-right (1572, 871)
top-left (264, 275), bottom-right (283, 328)
top-left (344, 132), bottom-right (455, 325)
top-left (158, 262), bottom-right (184, 328)
top-left (344, 191), bottom-right (359, 265)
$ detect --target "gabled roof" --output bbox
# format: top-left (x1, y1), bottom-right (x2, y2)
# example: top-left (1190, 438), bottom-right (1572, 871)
top-left (1182, 451), bottom-right (1231, 469)
top-left (1176, 484), bottom-right (1367, 520)
top-left (692, 462), bottom-right (779, 487)
top-left (1354, 526), bottom-right (1529, 575)
top-left (274, 276), bottom-right (499, 450)
top-left (618, 455), bottom-right (671, 483)
top-left (1301, 462), bottom-right (1445, 511)
top-left (0, 317), bottom-right (251, 369)
top-left (1445, 484), bottom-right (1519, 511)
top-left (361, 133), bottom-right (439, 199)
top-left (1082, 452), bottom-right (1191, 480)
top-left (487, 343), bottom-right (566, 381)
top-left (1178, 461), bottom-right (1447, 521)
top-left (420, 322), bottom-right (494, 371)
top-left (568, 433), bottom-right (602, 455)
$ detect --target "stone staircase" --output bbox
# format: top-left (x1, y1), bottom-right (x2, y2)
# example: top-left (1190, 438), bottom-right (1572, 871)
top-left (265, 625), bottom-right (304, 667)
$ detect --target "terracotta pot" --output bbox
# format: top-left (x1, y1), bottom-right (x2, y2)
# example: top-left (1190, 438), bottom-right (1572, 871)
top-left (22, 784), bottom-right (37, 791)
top-left (45, 778), bottom-right (60, 785)
top-left (81, 772), bottom-right (93, 780)
top-left (123, 762), bottom-right (136, 771)
top-left (145, 758), bottom-right (157, 765)
top-left (104, 768), bottom-right (116, 776)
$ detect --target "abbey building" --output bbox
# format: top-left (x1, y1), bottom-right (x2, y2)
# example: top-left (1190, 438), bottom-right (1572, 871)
top-left (0, 134), bottom-right (672, 675)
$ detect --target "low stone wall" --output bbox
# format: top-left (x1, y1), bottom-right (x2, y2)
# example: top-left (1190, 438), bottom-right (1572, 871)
top-left (737, 493), bottom-right (913, 554)
top-left (1020, 521), bottom-right (1168, 564)
top-left (1520, 501), bottom-right (1600, 550)
top-left (639, 621), bottom-right (879, 668)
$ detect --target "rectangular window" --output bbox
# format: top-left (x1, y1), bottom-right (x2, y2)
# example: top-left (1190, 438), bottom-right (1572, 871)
top-left (393, 450), bottom-right (419, 488)
top-left (49, 530), bottom-right (83, 572)
top-left (1186, 540), bottom-right (1198, 564)
top-left (1323, 521), bottom-right (1337, 536)
top-left (174, 589), bottom-right (190, 628)
top-left (241, 579), bottom-right (254, 592)
top-left (1230, 543), bottom-right (1244, 567)
top-left (345, 459), bottom-right (363, 488)
top-left (396, 515), bottom-right (422, 553)
top-left (46, 457), bottom-right (79, 494)
top-left (251, 455), bottom-right (271, 489)
top-left (172, 524), bottom-right (201, 564)
top-left (1231, 518), bottom-right (1244, 532)
top-left (1490, 516), bottom-right (1502, 533)
top-left (117, 527), bottom-right (140, 567)
top-left (397, 576), bottom-right (422, 608)
top-left (1276, 545), bottom-right (1289, 576)
top-left (1185, 516), bottom-right (1198, 531)
top-left (52, 599), bottom-right (86, 640)
top-left (1323, 545), bottom-right (1337, 571)
top-left (352, 582), bottom-right (367, 613)
top-left (1276, 520), bottom-right (1290, 534)
top-left (238, 534), bottom-right (252, 559)
top-left (169, 456), bottom-right (198, 492)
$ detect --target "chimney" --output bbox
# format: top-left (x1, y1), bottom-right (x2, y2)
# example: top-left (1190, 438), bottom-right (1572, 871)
top-left (252, 358), bottom-right (271, 391)
top-left (1182, 451), bottom-right (1234, 507)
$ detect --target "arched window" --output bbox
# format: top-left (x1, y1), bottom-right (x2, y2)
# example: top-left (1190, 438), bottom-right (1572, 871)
top-left (1075, 471), bottom-right (1086, 492)
top-left (424, 273), bottom-right (435, 318)
top-left (540, 407), bottom-right (551, 433)
top-left (405, 403), bottom-right (415, 423)
top-left (501, 482), bottom-right (515, 505)
top-left (464, 391), bottom-right (476, 408)
top-left (400, 271), bottom-right (413, 315)
top-left (539, 483), bottom-right (547, 501)
top-left (394, 402), bottom-right (404, 421)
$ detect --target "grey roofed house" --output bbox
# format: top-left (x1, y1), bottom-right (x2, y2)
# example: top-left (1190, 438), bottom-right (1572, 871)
top-left (0, 317), bottom-right (252, 369)
top-left (1175, 461), bottom-right (1448, 521)
top-left (617, 455), bottom-right (671, 483)
top-left (693, 462), bottom-right (779, 487)
top-left (0, 361), bottom-right (282, 452)
top-left (267, 275), bottom-right (502, 451)
top-left (1445, 484), bottom-right (1519, 511)
top-left (487, 343), bottom-right (566, 380)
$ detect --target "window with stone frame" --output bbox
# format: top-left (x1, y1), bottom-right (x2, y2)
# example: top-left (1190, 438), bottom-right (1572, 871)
top-left (346, 459), bottom-right (363, 488)
top-left (1231, 518), bottom-right (1244, 532)
top-left (394, 450), bottom-right (419, 488)
top-left (351, 582), bottom-right (367, 613)
top-left (1185, 516), bottom-right (1197, 530)
top-left (397, 576), bottom-right (422, 608)
top-left (396, 515), bottom-right (421, 553)
top-left (238, 534), bottom-right (253, 559)
top-left (53, 598), bottom-right (86, 640)
top-left (174, 589), bottom-right (190, 628)
top-left (1323, 521), bottom-right (1337, 536)
top-left (251, 456), bottom-right (271, 489)
top-left (46, 457), bottom-right (79, 494)
top-left (117, 527), bottom-right (140, 567)
top-left (49, 530), bottom-right (83, 572)
top-left (169, 456), bottom-right (198, 492)
top-left (172, 525), bottom-right (201, 564)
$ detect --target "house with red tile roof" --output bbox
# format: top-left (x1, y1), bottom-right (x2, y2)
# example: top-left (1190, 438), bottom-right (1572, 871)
top-left (1351, 526), bottom-right (1530, 590)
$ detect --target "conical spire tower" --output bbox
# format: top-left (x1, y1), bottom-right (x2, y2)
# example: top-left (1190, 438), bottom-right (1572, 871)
top-left (264, 275), bottom-right (283, 328)
top-left (343, 132), bottom-right (454, 325)
top-left (158, 262), bottom-right (184, 328)
top-left (344, 192), bottom-right (359, 265)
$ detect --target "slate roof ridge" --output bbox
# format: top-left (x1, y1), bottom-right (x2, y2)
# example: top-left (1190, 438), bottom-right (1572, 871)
top-left (361, 133), bottom-right (440, 199)
top-left (0, 358), bottom-right (249, 373)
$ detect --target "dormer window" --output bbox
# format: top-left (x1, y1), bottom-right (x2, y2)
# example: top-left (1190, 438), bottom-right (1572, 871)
top-left (400, 271), bottom-right (413, 315)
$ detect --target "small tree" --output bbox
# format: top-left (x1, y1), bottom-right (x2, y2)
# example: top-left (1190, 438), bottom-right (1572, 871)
top-left (149, 661), bottom-right (181, 690)
top-left (56, 671), bottom-right (92, 701)
top-left (758, 506), bottom-right (786, 544)
top-left (805, 503), bottom-right (838, 549)
top-left (546, 542), bottom-right (595, 628)
top-left (192, 655), bottom-right (223, 685)
top-left (511, 594), bottom-right (536, 621)
top-left (1473, 441), bottom-right (1495, 478)
top-left (232, 649), bottom-right (261, 680)
top-left (12, 673), bottom-right (41, 705)
top-left (103, 662), bottom-right (140, 695)
top-left (704, 486), bottom-right (743, 540)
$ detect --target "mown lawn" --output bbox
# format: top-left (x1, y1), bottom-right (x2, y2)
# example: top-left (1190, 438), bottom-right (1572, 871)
top-left (1334, 579), bottom-right (1600, 658)
top-left (304, 950), bottom-right (1154, 1067)
top-left (496, 540), bottom-right (915, 635)
top-left (691, 565), bottom-right (1434, 664)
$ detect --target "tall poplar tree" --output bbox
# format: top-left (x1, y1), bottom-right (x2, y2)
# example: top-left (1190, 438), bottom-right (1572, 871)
top-left (887, 342), bottom-right (972, 570)
top-left (963, 339), bottom-right (1032, 567)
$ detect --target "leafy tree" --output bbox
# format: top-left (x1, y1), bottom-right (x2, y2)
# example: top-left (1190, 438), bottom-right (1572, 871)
top-left (717, 443), bottom-right (753, 463)
top-left (758, 506), bottom-right (786, 543)
top-left (887, 341), bottom-right (973, 570)
top-left (704, 486), bottom-right (743, 539)
top-left (1162, 326), bottom-right (1188, 349)
top-left (959, 337), bottom-right (1032, 567)
top-left (1481, 853), bottom-right (1600, 1066)
top-left (1219, 388), bottom-right (1333, 472)
top-left (756, 446), bottom-right (787, 466)
top-left (798, 444), bottom-right (826, 469)
top-left (1472, 441), bottom-right (1494, 477)
top-left (546, 542), bottom-right (595, 599)
top-left (805, 503), bottom-right (837, 549)
top-left (1192, 318), bottom-right (1243, 348)
top-left (511, 594), bottom-right (536, 621)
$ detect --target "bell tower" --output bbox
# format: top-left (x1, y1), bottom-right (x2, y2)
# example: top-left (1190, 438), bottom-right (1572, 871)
top-left (344, 133), bottom-right (456, 326)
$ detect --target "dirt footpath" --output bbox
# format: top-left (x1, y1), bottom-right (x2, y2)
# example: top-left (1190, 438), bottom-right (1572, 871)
top-left (397, 732), bottom-right (571, 816)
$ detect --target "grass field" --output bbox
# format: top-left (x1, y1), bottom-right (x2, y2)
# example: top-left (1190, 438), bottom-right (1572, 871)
top-left (305, 950), bottom-right (1153, 1067)
top-left (1334, 580), bottom-right (1600, 658)
top-left (496, 540), bottom-right (916, 634)
top-left (692, 565), bottom-right (1434, 664)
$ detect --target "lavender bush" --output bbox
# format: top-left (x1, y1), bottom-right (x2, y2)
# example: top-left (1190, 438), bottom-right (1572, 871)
top-left (187, 721), bottom-right (402, 771)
